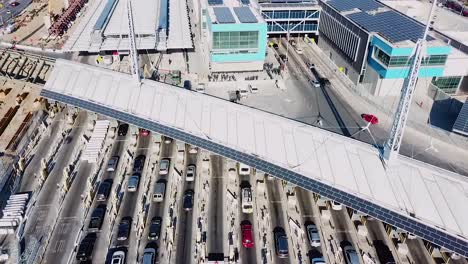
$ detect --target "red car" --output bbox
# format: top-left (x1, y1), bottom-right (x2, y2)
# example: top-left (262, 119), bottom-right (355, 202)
top-left (139, 128), bottom-right (150, 136)
top-left (241, 221), bottom-right (254, 248)
top-left (9, 1), bottom-right (20, 6)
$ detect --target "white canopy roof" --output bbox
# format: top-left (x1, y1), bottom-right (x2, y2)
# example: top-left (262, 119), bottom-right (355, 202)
top-left (41, 59), bottom-right (468, 256)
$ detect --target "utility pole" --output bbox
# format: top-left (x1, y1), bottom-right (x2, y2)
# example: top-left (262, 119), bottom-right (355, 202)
top-left (126, 0), bottom-right (141, 84)
top-left (381, 0), bottom-right (437, 164)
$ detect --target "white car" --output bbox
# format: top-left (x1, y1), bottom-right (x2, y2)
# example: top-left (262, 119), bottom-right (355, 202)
top-left (239, 163), bottom-right (251, 176)
top-left (159, 159), bottom-right (170, 175)
top-left (331, 201), bottom-right (342, 210)
top-left (111, 250), bottom-right (125, 264)
top-left (186, 165), bottom-right (196, 182)
top-left (239, 88), bottom-right (249, 98)
top-left (248, 84), bottom-right (258, 93)
top-left (188, 146), bottom-right (198, 154)
top-left (295, 47), bottom-right (304, 54)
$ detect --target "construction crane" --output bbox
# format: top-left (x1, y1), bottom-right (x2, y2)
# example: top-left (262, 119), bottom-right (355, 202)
top-left (126, 0), bottom-right (141, 84)
top-left (381, 0), bottom-right (438, 164)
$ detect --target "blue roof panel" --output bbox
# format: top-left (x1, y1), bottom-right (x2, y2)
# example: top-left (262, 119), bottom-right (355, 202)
top-left (233, 7), bottom-right (258, 23)
top-left (347, 11), bottom-right (434, 43)
top-left (328, 0), bottom-right (383, 12)
top-left (213, 7), bottom-right (236, 23)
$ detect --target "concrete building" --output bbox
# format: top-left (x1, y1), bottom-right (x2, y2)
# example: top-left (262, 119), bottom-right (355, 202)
top-left (201, 0), bottom-right (268, 72)
top-left (316, 0), bottom-right (467, 97)
top-left (382, 0), bottom-right (468, 95)
top-left (257, 1), bottom-right (320, 36)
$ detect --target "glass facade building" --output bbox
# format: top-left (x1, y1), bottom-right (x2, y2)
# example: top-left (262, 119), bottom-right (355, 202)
top-left (259, 4), bottom-right (320, 34)
top-left (432, 76), bottom-right (462, 94)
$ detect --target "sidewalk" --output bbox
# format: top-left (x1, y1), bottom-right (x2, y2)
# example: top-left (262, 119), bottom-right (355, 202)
top-left (301, 39), bottom-right (468, 175)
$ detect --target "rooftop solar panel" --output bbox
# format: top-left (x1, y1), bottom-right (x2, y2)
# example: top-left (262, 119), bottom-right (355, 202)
top-left (208, 0), bottom-right (223, 5)
top-left (347, 11), bottom-right (434, 43)
top-left (213, 7), bottom-right (236, 23)
top-left (240, 0), bottom-right (250, 4)
top-left (328, 0), bottom-right (383, 12)
top-left (453, 99), bottom-right (468, 136)
top-left (233, 7), bottom-right (258, 23)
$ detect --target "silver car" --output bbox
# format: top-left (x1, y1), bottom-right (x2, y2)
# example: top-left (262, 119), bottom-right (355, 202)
top-left (159, 159), bottom-right (170, 175)
top-left (128, 174), bottom-right (140, 192)
top-left (111, 250), bottom-right (125, 264)
top-left (186, 165), bottom-right (196, 182)
top-left (107, 156), bottom-right (119, 172)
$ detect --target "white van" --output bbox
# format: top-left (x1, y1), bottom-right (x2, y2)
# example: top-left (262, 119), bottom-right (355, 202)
top-left (153, 182), bottom-right (166, 202)
top-left (241, 187), bottom-right (253, 214)
top-left (239, 163), bottom-right (251, 176)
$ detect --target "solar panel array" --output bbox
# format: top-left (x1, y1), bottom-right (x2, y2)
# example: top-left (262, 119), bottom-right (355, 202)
top-left (347, 11), bottom-right (434, 43)
top-left (208, 0), bottom-right (223, 5)
top-left (233, 7), bottom-right (258, 23)
top-left (328, 0), bottom-right (383, 12)
top-left (453, 99), bottom-right (468, 136)
top-left (213, 7), bottom-right (236, 23)
top-left (41, 88), bottom-right (468, 258)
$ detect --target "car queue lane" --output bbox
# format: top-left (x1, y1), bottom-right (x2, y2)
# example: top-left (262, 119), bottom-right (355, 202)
top-left (238, 167), bottom-right (258, 264)
top-left (266, 179), bottom-right (292, 264)
top-left (175, 146), bottom-right (199, 264)
top-left (108, 133), bottom-right (151, 261)
top-left (85, 128), bottom-right (131, 263)
top-left (206, 155), bottom-right (224, 260)
top-left (295, 188), bottom-right (328, 260)
top-left (22, 112), bottom-right (87, 258)
top-left (138, 138), bottom-right (175, 261)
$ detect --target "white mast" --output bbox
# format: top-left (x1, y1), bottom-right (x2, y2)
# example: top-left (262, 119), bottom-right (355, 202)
top-left (382, 0), bottom-right (438, 163)
top-left (126, 0), bottom-right (141, 84)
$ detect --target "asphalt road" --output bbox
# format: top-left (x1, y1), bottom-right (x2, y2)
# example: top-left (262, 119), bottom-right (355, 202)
top-left (18, 112), bottom-right (63, 193)
top-left (42, 161), bottom-right (93, 264)
top-left (111, 134), bottom-right (150, 251)
top-left (22, 112), bottom-right (87, 255)
top-left (82, 132), bottom-right (128, 263)
top-left (138, 140), bottom-right (174, 261)
top-left (206, 155), bottom-right (224, 256)
top-left (0, 0), bottom-right (31, 26)
top-left (175, 149), bottom-right (198, 264)
top-left (238, 170), bottom-right (256, 264)
top-left (295, 187), bottom-right (326, 257)
top-left (406, 237), bottom-right (433, 264)
top-left (266, 179), bottom-right (291, 264)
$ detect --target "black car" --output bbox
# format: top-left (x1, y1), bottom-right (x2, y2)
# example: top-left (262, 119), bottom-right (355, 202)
top-left (117, 217), bottom-right (132, 241)
top-left (274, 228), bottom-right (289, 258)
top-left (118, 123), bottom-right (129, 136)
top-left (88, 205), bottom-right (106, 231)
top-left (273, 43), bottom-right (279, 50)
top-left (133, 155), bottom-right (146, 173)
top-left (183, 190), bottom-right (194, 211)
top-left (148, 216), bottom-right (162, 240)
top-left (183, 80), bottom-right (192, 90)
top-left (96, 179), bottom-right (112, 202)
top-left (76, 233), bottom-right (97, 261)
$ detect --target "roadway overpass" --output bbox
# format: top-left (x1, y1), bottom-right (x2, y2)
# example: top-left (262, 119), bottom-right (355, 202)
top-left (40, 59), bottom-right (468, 257)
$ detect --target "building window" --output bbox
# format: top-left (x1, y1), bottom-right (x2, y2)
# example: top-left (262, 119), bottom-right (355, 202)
top-left (374, 48), bottom-right (391, 66)
top-left (374, 48), bottom-right (448, 67)
top-left (423, 55), bottom-right (448, 66)
top-left (432, 76), bottom-right (461, 94)
top-left (212, 31), bottom-right (259, 51)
